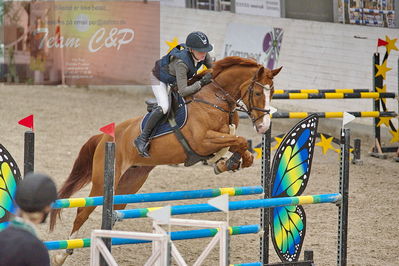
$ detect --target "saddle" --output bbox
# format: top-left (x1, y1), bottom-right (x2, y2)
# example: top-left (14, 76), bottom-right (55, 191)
top-left (142, 91), bottom-right (212, 166)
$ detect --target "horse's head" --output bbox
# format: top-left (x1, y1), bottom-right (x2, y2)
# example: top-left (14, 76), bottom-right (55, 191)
top-left (238, 65), bottom-right (282, 134)
top-left (205, 56), bottom-right (282, 134)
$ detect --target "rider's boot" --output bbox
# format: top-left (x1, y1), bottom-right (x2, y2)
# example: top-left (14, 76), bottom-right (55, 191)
top-left (134, 106), bottom-right (164, 157)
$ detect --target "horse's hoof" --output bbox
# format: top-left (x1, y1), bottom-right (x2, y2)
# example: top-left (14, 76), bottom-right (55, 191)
top-left (214, 159), bottom-right (227, 175)
top-left (51, 251), bottom-right (70, 266)
top-left (214, 164), bottom-right (222, 175)
top-left (226, 152), bottom-right (241, 171)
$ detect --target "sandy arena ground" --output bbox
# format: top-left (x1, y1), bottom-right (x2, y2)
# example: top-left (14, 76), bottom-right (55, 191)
top-left (1, 84), bottom-right (398, 266)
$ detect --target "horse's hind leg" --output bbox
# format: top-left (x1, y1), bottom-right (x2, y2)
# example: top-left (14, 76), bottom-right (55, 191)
top-left (69, 155), bottom-right (110, 236)
top-left (113, 166), bottom-right (155, 211)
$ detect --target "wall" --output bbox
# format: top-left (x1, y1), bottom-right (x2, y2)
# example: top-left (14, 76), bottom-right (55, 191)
top-left (160, 6), bottom-right (399, 128)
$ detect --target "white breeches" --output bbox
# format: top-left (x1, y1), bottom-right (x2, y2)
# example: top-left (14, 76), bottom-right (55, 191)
top-left (151, 77), bottom-right (169, 114)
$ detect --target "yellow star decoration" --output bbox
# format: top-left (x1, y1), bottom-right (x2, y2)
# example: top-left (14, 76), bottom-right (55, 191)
top-left (336, 148), bottom-right (354, 161)
top-left (375, 60), bottom-right (392, 80)
top-left (165, 37), bottom-right (179, 52)
top-left (385, 36), bottom-right (398, 55)
top-left (253, 147), bottom-right (262, 159)
top-left (376, 85), bottom-right (387, 104)
top-left (389, 129), bottom-right (399, 143)
top-left (271, 136), bottom-right (284, 151)
top-left (376, 117), bottom-right (392, 128)
top-left (315, 134), bottom-right (335, 154)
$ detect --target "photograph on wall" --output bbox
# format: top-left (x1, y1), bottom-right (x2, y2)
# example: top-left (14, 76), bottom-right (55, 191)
top-left (338, 0), bottom-right (395, 27)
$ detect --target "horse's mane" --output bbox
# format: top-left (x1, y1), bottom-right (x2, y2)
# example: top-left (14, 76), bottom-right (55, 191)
top-left (189, 56), bottom-right (260, 85)
top-left (212, 56), bottom-right (259, 78)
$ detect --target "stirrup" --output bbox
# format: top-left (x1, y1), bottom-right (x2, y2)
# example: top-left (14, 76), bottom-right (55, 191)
top-left (134, 138), bottom-right (150, 157)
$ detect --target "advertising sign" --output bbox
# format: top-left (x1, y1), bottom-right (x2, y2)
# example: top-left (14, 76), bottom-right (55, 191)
top-left (4, 1), bottom-right (160, 85)
top-left (222, 23), bottom-right (283, 70)
top-left (235, 0), bottom-right (281, 17)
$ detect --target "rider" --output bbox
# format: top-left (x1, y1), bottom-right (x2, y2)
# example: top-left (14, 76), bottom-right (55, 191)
top-left (134, 31), bottom-right (214, 157)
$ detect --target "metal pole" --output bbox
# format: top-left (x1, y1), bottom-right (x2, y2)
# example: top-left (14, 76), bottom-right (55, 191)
top-left (373, 52), bottom-right (382, 154)
top-left (230, 0), bottom-right (235, 13)
top-left (24, 131), bottom-right (34, 176)
top-left (100, 142), bottom-right (115, 266)
top-left (395, 0), bottom-right (399, 29)
top-left (337, 129), bottom-right (349, 266)
top-left (397, 56), bottom-right (399, 160)
top-left (343, 0), bottom-right (350, 24)
top-left (304, 250), bottom-right (314, 262)
top-left (260, 124), bottom-right (271, 265)
top-left (352, 138), bottom-right (363, 165)
top-left (225, 228), bottom-right (230, 266)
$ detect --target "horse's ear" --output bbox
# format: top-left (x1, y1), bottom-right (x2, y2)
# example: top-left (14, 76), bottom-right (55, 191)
top-left (257, 66), bottom-right (265, 79)
top-left (271, 67), bottom-right (282, 77)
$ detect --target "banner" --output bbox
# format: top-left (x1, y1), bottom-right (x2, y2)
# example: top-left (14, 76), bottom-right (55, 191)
top-left (222, 23), bottom-right (283, 70)
top-left (235, 0), bottom-right (281, 17)
top-left (4, 1), bottom-right (160, 85)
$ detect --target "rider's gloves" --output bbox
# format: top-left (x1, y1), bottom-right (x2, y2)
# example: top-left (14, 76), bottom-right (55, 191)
top-left (199, 73), bottom-right (212, 87)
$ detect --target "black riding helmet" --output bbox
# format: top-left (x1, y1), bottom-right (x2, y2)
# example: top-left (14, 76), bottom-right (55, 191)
top-left (15, 173), bottom-right (57, 212)
top-left (185, 31), bottom-right (213, 53)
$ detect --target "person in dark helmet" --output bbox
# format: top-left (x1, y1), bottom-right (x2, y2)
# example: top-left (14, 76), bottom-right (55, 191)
top-left (0, 172), bottom-right (57, 266)
top-left (134, 31), bottom-right (214, 157)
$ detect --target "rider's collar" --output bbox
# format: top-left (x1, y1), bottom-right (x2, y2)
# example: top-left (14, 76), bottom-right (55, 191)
top-left (9, 216), bottom-right (37, 236)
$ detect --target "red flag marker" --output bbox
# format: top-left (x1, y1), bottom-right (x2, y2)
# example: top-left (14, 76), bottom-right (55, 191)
top-left (18, 115), bottom-right (34, 131)
top-left (378, 38), bottom-right (388, 47)
top-left (100, 123), bottom-right (115, 139)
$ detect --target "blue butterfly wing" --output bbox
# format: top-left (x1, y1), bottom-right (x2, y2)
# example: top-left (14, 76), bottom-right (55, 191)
top-left (0, 144), bottom-right (22, 230)
top-left (270, 115), bottom-right (318, 262)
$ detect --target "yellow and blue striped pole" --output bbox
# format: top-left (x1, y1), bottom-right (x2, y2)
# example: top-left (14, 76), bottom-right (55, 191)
top-left (52, 186), bottom-right (263, 209)
top-left (116, 193), bottom-right (342, 220)
top-left (44, 224), bottom-right (260, 250)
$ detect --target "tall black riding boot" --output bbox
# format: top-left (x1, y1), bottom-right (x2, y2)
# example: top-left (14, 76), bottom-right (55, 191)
top-left (134, 106), bottom-right (164, 157)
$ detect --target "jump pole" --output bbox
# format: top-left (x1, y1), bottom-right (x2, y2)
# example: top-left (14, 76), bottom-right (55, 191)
top-left (260, 125), bottom-right (271, 264)
top-left (337, 129), bottom-right (350, 266)
top-left (24, 131), bottom-right (34, 176)
top-left (101, 141), bottom-right (115, 266)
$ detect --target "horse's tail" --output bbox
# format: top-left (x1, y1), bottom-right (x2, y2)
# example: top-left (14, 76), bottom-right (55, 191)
top-left (49, 134), bottom-right (102, 231)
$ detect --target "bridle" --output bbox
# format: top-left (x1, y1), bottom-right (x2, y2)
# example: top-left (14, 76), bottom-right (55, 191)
top-left (194, 67), bottom-right (273, 127)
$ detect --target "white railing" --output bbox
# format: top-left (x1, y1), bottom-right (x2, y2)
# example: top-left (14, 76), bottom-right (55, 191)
top-left (90, 230), bottom-right (169, 266)
top-left (90, 218), bottom-right (229, 266)
top-left (152, 218), bottom-right (229, 266)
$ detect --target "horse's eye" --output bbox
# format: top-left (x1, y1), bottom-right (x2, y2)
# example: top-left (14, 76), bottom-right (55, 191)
top-left (255, 92), bottom-right (262, 96)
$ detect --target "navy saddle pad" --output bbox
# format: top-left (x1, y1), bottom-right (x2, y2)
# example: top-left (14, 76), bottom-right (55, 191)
top-left (140, 94), bottom-right (188, 139)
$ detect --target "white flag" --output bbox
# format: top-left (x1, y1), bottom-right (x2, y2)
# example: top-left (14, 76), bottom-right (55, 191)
top-left (269, 106), bottom-right (277, 114)
top-left (208, 194), bottom-right (229, 213)
top-left (147, 206), bottom-right (171, 224)
top-left (343, 112), bottom-right (355, 126)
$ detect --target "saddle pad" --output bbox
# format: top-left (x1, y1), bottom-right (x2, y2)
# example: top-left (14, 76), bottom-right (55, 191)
top-left (140, 94), bottom-right (188, 139)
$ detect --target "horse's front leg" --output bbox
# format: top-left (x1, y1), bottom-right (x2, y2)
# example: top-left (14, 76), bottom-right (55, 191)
top-left (203, 130), bottom-right (253, 174)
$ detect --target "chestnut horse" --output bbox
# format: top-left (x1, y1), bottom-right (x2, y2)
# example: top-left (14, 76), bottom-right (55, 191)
top-left (50, 56), bottom-right (281, 261)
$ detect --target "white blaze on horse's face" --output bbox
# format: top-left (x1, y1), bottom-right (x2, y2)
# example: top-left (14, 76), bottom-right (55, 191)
top-left (255, 85), bottom-right (271, 134)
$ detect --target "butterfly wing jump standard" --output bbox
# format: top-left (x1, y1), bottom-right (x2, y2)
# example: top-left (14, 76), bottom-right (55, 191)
top-left (270, 115), bottom-right (319, 262)
top-left (0, 144), bottom-right (22, 230)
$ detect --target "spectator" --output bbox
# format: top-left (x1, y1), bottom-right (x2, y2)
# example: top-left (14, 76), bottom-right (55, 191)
top-left (0, 172), bottom-right (57, 266)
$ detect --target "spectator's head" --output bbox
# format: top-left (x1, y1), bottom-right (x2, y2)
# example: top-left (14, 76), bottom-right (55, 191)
top-left (15, 172), bottom-right (57, 223)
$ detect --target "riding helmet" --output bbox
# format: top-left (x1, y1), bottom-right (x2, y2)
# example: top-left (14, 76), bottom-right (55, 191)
top-left (185, 31), bottom-right (213, 53)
